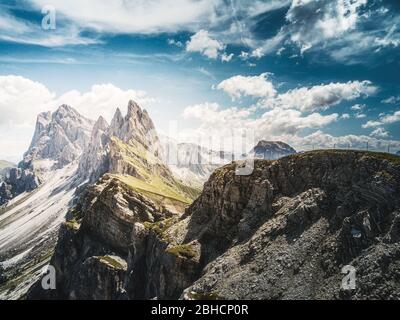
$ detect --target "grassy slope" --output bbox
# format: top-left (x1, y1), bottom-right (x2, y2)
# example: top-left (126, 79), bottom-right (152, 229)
top-left (110, 137), bottom-right (200, 207)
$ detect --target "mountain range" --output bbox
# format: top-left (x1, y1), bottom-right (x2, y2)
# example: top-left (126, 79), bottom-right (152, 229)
top-left (1, 100), bottom-right (399, 300)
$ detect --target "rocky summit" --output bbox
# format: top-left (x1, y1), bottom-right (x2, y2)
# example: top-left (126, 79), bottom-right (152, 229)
top-left (0, 105), bottom-right (94, 205)
top-left (28, 150), bottom-right (400, 300)
top-left (248, 140), bottom-right (297, 160)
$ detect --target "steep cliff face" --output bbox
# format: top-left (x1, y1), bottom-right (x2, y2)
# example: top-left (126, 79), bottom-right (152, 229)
top-left (29, 150), bottom-right (400, 300)
top-left (78, 101), bottom-right (163, 183)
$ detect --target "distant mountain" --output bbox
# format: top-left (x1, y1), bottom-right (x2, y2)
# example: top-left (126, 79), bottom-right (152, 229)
top-left (0, 160), bottom-right (15, 170)
top-left (25, 104), bottom-right (94, 171)
top-left (396, 151), bottom-right (400, 156)
top-left (248, 140), bottom-right (296, 160)
top-left (160, 137), bottom-right (233, 188)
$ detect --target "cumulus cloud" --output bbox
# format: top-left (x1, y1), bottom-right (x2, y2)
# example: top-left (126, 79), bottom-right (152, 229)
top-left (286, 0), bottom-right (367, 52)
top-left (351, 104), bottom-right (366, 111)
top-left (186, 30), bottom-right (232, 61)
top-left (370, 127), bottom-right (389, 139)
top-left (217, 73), bottom-right (276, 100)
top-left (217, 74), bottom-right (376, 112)
top-left (362, 120), bottom-right (383, 129)
top-left (179, 101), bottom-right (399, 154)
top-left (0, 75), bottom-right (56, 126)
top-left (295, 130), bottom-right (399, 152)
top-left (181, 102), bottom-right (338, 146)
top-left (362, 110), bottom-right (400, 128)
top-left (273, 81), bottom-right (376, 112)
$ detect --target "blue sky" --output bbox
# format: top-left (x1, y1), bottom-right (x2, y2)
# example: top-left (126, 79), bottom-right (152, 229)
top-left (0, 0), bottom-right (399, 162)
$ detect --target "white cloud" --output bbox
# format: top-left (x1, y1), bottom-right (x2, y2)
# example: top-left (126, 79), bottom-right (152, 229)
top-left (186, 29), bottom-right (232, 61)
top-left (286, 0), bottom-right (368, 52)
top-left (362, 110), bottom-right (400, 128)
top-left (370, 127), bottom-right (389, 139)
top-left (29, 0), bottom-right (215, 34)
top-left (179, 101), bottom-right (400, 154)
top-left (217, 73), bottom-right (276, 100)
top-left (221, 53), bottom-right (234, 62)
top-left (341, 113), bottom-right (350, 119)
top-left (381, 111), bottom-right (400, 124)
top-left (0, 75), bottom-right (56, 126)
top-left (295, 130), bottom-right (399, 152)
top-left (362, 120), bottom-right (383, 129)
top-left (0, 10), bottom-right (98, 47)
top-left (355, 113), bottom-right (366, 119)
top-left (351, 104), bottom-right (366, 111)
top-left (274, 81), bottom-right (376, 112)
top-left (381, 96), bottom-right (400, 104)
top-left (181, 102), bottom-right (338, 147)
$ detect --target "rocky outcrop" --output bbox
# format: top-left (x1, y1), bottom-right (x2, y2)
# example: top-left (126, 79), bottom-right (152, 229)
top-left (0, 166), bottom-right (39, 205)
top-left (28, 150), bottom-right (400, 300)
top-left (248, 140), bottom-right (296, 160)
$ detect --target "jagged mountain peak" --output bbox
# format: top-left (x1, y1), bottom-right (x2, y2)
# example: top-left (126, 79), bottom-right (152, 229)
top-left (93, 115), bottom-right (109, 132)
top-left (126, 100), bottom-right (141, 117)
top-left (24, 104), bottom-right (95, 169)
top-left (78, 100), bottom-right (163, 183)
top-left (110, 107), bottom-right (124, 130)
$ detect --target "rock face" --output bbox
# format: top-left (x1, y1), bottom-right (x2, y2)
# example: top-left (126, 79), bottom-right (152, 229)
top-left (28, 150), bottom-right (400, 300)
top-left (0, 160), bottom-right (16, 182)
top-left (26, 104), bottom-right (94, 169)
top-left (0, 167), bottom-right (39, 205)
top-left (78, 101), bottom-right (163, 183)
top-left (248, 140), bottom-right (296, 160)
top-left (0, 105), bottom-right (94, 205)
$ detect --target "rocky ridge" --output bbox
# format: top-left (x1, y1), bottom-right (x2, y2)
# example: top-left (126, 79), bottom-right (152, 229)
top-left (28, 150), bottom-right (400, 300)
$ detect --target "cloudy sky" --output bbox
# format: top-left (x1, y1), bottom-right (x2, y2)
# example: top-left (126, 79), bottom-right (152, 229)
top-left (0, 0), bottom-right (399, 162)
